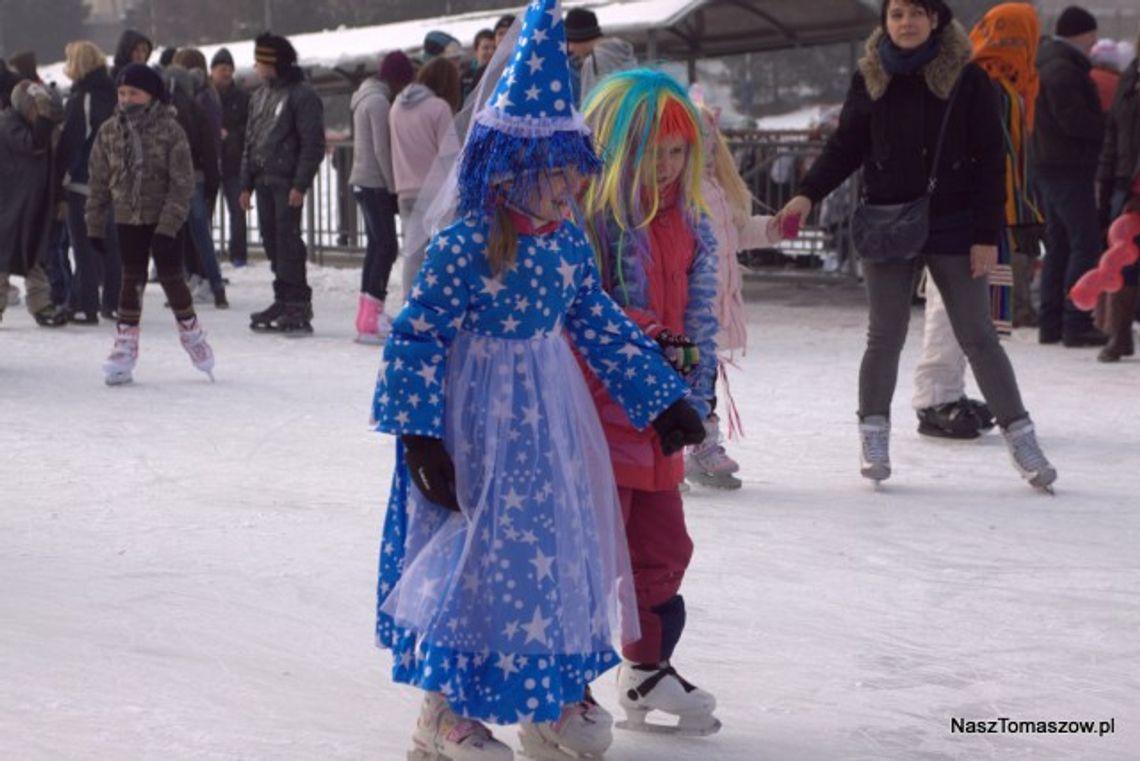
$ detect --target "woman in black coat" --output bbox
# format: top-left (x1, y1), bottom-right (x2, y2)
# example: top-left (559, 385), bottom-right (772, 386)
top-left (776, 0), bottom-right (1055, 491)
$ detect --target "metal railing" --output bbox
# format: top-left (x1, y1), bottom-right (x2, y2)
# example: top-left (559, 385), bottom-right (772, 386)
top-left (214, 133), bottom-right (860, 275)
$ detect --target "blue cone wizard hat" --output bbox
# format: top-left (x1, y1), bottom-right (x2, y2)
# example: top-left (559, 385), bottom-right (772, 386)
top-left (457, 0), bottom-right (602, 216)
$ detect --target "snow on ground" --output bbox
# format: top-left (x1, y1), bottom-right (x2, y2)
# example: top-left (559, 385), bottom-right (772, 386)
top-left (2, 262), bottom-right (1138, 761)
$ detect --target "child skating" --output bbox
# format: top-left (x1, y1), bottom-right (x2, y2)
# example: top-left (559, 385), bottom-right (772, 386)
top-left (370, 3), bottom-right (705, 759)
top-left (86, 63), bottom-right (215, 385)
top-left (580, 69), bottom-right (722, 735)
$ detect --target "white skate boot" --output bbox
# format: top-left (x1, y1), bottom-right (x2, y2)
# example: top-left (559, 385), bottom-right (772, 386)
top-left (615, 660), bottom-right (720, 736)
top-left (518, 691), bottom-right (613, 760)
top-left (178, 316), bottom-right (215, 381)
top-left (1002, 418), bottom-right (1057, 493)
top-left (859, 415), bottom-right (891, 485)
top-left (684, 414), bottom-right (742, 490)
top-left (103, 323), bottom-right (139, 386)
top-left (408, 692), bottom-right (514, 761)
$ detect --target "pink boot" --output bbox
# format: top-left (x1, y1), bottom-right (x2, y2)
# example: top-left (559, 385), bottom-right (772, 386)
top-left (354, 293), bottom-right (391, 345)
top-left (178, 316), bottom-right (215, 381)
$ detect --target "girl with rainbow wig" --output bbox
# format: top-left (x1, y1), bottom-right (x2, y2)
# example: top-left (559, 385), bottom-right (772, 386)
top-left (579, 68), bottom-right (723, 736)
top-left (370, 4), bottom-right (705, 759)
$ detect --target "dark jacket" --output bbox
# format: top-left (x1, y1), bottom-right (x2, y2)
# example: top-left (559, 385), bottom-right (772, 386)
top-left (240, 66), bottom-right (325, 192)
top-left (1032, 38), bottom-right (1106, 180)
top-left (0, 109), bottom-right (56, 276)
top-left (798, 23), bottom-right (1005, 250)
top-left (111, 29), bottom-right (153, 81)
top-left (0, 63), bottom-right (19, 108)
top-left (217, 80), bottom-right (250, 178)
top-left (166, 67), bottom-right (221, 202)
top-left (56, 66), bottom-right (116, 195)
top-left (1098, 58), bottom-right (1140, 198)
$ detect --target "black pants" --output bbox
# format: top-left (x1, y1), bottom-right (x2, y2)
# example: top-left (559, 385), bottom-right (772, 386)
top-left (1036, 176), bottom-right (1101, 338)
top-left (254, 180), bottom-right (311, 305)
top-left (117, 224), bottom-right (194, 325)
top-left (66, 191), bottom-right (121, 316)
top-left (354, 186), bottom-right (399, 302)
top-left (221, 174), bottom-right (247, 264)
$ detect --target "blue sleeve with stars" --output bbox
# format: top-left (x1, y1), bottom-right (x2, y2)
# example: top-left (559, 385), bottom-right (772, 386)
top-left (564, 229), bottom-right (689, 431)
top-left (682, 218), bottom-right (720, 420)
top-left (372, 223), bottom-right (474, 439)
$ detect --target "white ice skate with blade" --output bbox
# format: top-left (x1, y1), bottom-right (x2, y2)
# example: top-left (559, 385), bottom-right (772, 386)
top-left (518, 696), bottom-right (613, 760)
top-left (408, 693), bottom-right (513, 761)
top-left (859, 415), bottom-right (891, 486)
top-left (178, 317), bottom-right (215, 381)
top-left (103, 323), bottom-right (139, 386)
top-left (1002, 419), bottom-right (1057, 493)
top-left (616, 660), bottom-right (720, 736)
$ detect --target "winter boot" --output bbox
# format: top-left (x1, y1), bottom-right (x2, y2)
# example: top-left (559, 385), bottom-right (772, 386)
top-left (1098, 286), bottom-right (1137, 362)
top-left (859, 415), bottom-right (891, 484)
top-left (103, 323), bottom-right (140, 386)
top-left (213, 283), bottom-right (229, 309)
top-left (916, 399), bottom-right (982, 439)
top-left (354, 292), bottom-right (391, 344)
top-left (178, 316), bottom-right (215, 381)
top-left (250, 301), bottom-right (285, 332)
top-left (518, 690), bottom-right (612, 760)
top-left (616, 660), bottom-right (720, 736)
top-left (1002, 418), bottom-right (1057, 492)
top-left (684, 414), bottom-right (742, 489)
top-left (408, 692), bottom-right (513, 761)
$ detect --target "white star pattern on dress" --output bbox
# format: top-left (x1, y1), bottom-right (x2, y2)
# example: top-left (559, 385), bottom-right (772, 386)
top-left (522, 606), bottom-right (551, 646)
top-left (481, 275), bottom-right (507, 298)
top-left (530, 548), bottom-right (555, 582)
top-left (557, 257), bottom-right (576, 290)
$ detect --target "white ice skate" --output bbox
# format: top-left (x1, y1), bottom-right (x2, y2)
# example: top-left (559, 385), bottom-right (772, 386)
top-left (518, 694), bottom-right (613, 760)
top-left (859, 415), bottom-right (891, 486)
top-left (615, 660), bottom-right (720, 736)
top-left (178, 317), bottom-right (215, 381)
top-left (1002, 419), bottom-right (1057, 493)
top-left (685, 415), bottom-right (742, 490)
top-left (103, 323), bottom-right (139, 386)
top-left (408, 692), bottom-right (514, 761)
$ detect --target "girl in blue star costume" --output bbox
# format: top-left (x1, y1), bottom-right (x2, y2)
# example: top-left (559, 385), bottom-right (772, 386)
top-left (369, 2), bottom-right (706, 758)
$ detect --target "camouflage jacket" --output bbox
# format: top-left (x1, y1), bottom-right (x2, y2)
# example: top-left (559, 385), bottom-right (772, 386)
top-left (86, 102), bottom-right (193, 238)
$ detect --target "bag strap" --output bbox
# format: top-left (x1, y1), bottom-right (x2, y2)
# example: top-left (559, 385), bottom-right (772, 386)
top-left (928, 72), bottom-right (965, 193)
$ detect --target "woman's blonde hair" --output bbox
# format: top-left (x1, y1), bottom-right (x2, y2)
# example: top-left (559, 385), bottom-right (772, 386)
top-left (63, 41), bottom-right (107, 82)
top-left (702, 108), bottom-right (753, 228)
top-left (487, 204), bottom-right (519, 275)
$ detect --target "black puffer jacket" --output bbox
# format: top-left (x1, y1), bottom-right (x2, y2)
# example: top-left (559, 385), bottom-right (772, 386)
top-left (1098, 58), bottom-right (1140, 197)
top-left (1032, 38), bottom-right (1105, 180)
top-left (56, 66), bottom-right (116, 193)
top-left (798, 22), bottom-right (1005, 250)
top-left (217, 81), bottom-right (250, 178)
top-left (240, 66), bottom-right (325, 192)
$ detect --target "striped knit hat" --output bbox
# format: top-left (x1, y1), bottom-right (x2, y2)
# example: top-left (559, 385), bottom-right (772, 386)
top-left (254, 32), bottom-right (297, 73)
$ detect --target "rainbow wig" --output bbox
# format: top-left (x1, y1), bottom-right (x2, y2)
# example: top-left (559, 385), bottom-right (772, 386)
top-left (581, 68), bottom-right (707, 262)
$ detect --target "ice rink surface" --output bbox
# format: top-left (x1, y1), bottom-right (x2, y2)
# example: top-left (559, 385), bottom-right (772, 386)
top-left (2, 262), bottom-right (1137, 760)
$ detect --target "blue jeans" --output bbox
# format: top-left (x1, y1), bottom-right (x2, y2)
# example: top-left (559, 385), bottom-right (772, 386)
top-left (1036, 176), bottom-right (1101, 337)
top-left (43, 219), bottom-right (71, 307)
top-left (188, 180), bottom-right (224, 289)
top-left (353, 186), bottom-right (399, 301)
top-left (65, 191), bottom-right (121, 315)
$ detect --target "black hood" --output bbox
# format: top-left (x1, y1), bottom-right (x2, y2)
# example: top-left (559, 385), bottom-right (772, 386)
top-left (114, 29), bottom-right (154, 68)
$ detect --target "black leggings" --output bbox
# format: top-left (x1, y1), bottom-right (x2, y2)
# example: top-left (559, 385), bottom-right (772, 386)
top-left (117, 224), bottom-right (194, 325)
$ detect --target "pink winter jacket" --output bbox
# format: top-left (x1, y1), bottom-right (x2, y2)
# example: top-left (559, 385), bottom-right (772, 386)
top-left (388, 84), bottom-right (459, 199)
top-left (701, 175), bottom-right (776, 355)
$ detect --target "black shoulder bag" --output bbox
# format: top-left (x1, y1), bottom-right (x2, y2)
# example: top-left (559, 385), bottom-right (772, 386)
top-left (850, 75), bottom-right (964, 260)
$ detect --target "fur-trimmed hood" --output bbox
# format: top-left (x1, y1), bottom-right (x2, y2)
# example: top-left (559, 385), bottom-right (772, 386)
top-left (859, 21), bottom-right (973, 101)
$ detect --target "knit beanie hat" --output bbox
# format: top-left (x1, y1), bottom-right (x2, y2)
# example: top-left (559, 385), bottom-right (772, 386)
top-left (423, 30), bottom-right (461, 60)
top-left (117, 62), bottom-right (165, 101)
top-left (8, 50), bottom-right (38, 81)
top-left (565, 8), bottom-right (602, 43)
top-left (211, 47), bottom-right (234, 69)
top-left (378, 50), bottom-right (414, 92)
top-left (255, 32), bottom-right (298, 73)
top-left (1055, 6), bottom-right (1097, 38)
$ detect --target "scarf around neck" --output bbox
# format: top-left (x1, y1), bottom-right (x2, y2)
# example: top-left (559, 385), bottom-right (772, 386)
top-left (878, 34), bottom-right (941, 76)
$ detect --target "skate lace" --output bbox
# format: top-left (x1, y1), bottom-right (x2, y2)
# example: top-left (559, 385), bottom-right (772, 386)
top-left (633, 663), bottom-right (698, 698)
top-left (861, 426), bottom-right (889, 465)
top-left (1007, 425), bottom-right (1049, 472)
top-left (694, 440), bottom-right (735, 469)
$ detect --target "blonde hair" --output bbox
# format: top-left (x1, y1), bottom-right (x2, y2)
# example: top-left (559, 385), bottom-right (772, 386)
top-left (708, 122), bottom-right (753, 229)
top-left (487, 204), bottom-right (519, 275)
top-left (63, 41), bottom-right (107, 82)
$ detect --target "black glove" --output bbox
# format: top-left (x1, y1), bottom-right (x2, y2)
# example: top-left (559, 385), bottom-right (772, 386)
top-left (402, 435), bottom-right (460, 511)
top-left (655, 329), bottom-right (700, 375)
top-left (89, 237), bottom-right (106, 255)
top-left (151, 233), bottom-right (177, 259)
top-left (650, 399), bottom-right (706, 456)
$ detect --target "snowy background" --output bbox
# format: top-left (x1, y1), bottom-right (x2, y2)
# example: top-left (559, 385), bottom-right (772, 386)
top-left (2, 261), bottom-right (1138, 760)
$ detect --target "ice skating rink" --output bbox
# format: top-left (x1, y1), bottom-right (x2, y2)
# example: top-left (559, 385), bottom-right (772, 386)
top-left (2, 262), bottom-right (1137, 760)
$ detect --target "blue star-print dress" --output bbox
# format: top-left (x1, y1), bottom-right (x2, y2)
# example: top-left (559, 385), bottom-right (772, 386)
top-left (372, 214), bottom-right (690, 725)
